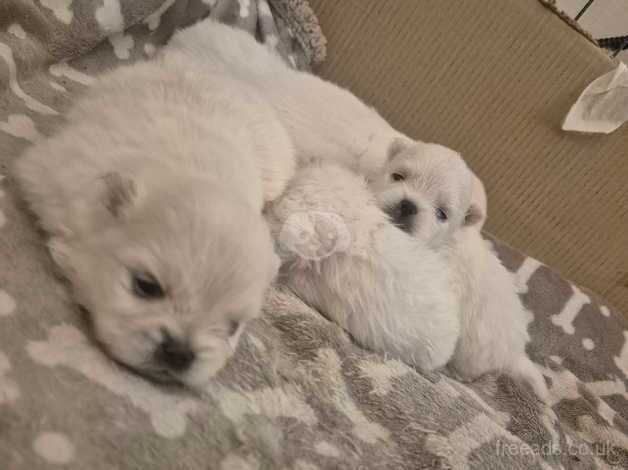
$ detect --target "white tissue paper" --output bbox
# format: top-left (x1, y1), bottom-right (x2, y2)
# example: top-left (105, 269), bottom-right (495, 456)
top-left (562, 61), bottom-right (628, 134)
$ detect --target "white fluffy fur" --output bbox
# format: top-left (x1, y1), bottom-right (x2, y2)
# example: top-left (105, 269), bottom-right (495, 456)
top-left (168, 20), bottom-right (475, 244)
top-left (448, 175), bottom-right (549, 400)
top-left (15, 45), bottom-right (294, 387)
top-left (173, 19), bottom-right (546, 399)
top-left (266, 164), bottom-right (461, 372)
top-left (167, 19), bottom-right (409, 177)
top-left (71, 19), bottom-right (544, 398)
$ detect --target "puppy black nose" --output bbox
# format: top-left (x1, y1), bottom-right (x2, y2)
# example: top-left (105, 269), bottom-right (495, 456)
top-left (157, 336), bottom-right (195, 372)
top-left (398, 199), bottom-right (418, 217)
top-left (385, 198), bottom-right (418, 233)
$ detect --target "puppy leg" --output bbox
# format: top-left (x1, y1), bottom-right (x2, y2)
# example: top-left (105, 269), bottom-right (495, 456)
top-left (508, 356), bottom-right (549, 402)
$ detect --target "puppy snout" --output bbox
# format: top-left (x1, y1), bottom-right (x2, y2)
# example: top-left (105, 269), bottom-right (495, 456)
top-left (399, 199), bottom-right (418, 217)
top-left (156, 334), bottom-right (196, 372)
top-left (386, 198), bottom-right (418, 233)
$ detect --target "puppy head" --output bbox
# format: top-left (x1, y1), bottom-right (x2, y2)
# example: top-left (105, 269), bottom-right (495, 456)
top-left (368, 139), bottom-right (474, 247)
top-left (52, 173), bottom-right (278, 388)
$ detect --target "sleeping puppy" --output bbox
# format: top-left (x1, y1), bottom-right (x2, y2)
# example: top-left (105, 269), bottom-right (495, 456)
top-left (266, 163), bottom-right (462, 372)
top-left (447, 175), bottom-right (549, 400)
top-left (14, 48), bottom-right (292, 387)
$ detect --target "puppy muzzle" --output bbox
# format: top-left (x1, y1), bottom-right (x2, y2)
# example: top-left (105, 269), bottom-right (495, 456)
top-left (385, 198), bottom-right (418, 233)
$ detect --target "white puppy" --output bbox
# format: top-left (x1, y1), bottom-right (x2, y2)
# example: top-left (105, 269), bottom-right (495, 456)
top-left (15, 47), bottom-right (293, 387)
top-left (369, 141), bottom-right (547, 398)
top-left (447, 175), bottom-right (548, 400)
top-left (366, 137), bottom-right (547, 399)
top-left (266, 164), bottom-right (461, 372)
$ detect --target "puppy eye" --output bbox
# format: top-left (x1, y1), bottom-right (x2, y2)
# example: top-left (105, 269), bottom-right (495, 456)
top-left (391, 172), bottom-right (405, 182)
top-left (227, 319), bottom-right (241, 337)
top-left (435, 208), bottom-right (448, 221)
top-left (132, 273), bottom-right (165, 299)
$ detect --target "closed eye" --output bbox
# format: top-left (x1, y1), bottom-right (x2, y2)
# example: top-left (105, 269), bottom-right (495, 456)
top-left (391, 172), bottom-right (405, 182)
top-left (131, 272), bottom-right (165, 299)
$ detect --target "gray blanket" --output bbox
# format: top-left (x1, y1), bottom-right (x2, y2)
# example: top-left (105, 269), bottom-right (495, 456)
top-left (0, 2), bottom-right (626, 469)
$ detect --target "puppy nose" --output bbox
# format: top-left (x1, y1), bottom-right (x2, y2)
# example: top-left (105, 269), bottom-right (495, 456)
top-left (399, 199), bottom-right (418, 217)
top-left (157, 335), bottom-right (195, 372)
top-left (385, 198), bottom-right (418, 233)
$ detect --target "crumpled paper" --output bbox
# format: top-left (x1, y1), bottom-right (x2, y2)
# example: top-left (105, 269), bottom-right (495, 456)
top-left (562, 61), bottom-right (628, 134)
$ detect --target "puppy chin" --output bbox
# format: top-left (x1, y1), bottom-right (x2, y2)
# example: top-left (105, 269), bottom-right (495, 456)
top-left (179, 358), bottom-right (229, 389)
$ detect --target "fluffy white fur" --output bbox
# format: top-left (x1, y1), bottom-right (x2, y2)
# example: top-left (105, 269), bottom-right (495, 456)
top-left (167, 19), bottom-right (409, 177)
top-left (15, 46), bottom-right (294, 387)
top-left (266, 164), bottom-right (461, 372)
top-left (168, 21), bottom-right (476, 243)
top-left (447, 175), bottom-right (549, 400)
top-left (162, 19), bottom-right (547, 397)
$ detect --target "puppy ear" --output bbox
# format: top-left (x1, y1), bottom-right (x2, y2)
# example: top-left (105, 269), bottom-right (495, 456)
top-left (466, 172), bottom-right (487, 229)
top-left (387, 138), bottom-right (411, 161)
top-left (464, 203), bottom-right (485, 229)
top-left (100, 172), bottom-right (137, 217)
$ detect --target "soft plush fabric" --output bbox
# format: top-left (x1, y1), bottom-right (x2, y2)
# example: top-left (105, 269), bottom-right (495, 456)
top-left (0, 2), bottom-right (626, 469)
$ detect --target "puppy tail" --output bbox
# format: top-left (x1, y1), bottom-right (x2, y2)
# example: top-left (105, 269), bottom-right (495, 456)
top-left (508, 356), bottom-right (549, 402)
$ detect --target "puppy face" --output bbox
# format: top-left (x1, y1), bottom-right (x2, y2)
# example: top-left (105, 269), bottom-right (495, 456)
top-left (368, 140), bottom-right (474, 248)
top-left (52, 174), bottom-right (278, 388)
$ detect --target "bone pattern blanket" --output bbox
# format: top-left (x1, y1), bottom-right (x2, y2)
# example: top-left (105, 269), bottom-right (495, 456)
top-left (0, 1), bottom-right (626, 469)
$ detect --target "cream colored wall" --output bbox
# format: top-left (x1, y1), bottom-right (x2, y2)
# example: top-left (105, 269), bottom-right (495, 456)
top-left (557, 0), bottom-right (628, 62)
